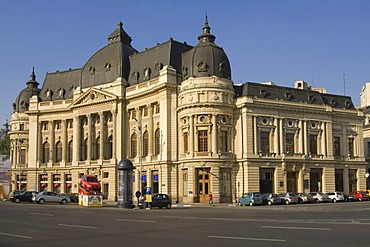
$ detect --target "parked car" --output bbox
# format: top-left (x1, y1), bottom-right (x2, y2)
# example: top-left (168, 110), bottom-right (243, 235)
top-left (60, 193), bottom-right (79, 203)
top-left (296, 193), bottom-right (314, 204)
top-left (32, 191), bottom-right (71, 204)
top-left (343, 193), bottom-right (356, 202)
top-left (262, 193), bottom-right (282, 205)
top-left (350, 191), bottom-right (369, 201)
top-left (278, 192), bottom-right (299, 205)
top-left (139, 193), bottom-right (171, 209)
top-left (237, 192), bottom-right (262, 206)
top-left (326, 192), bottom-right (345, 203)
top-left (10, 191), bottom-right (38, 203)
top-left (309, 192), bottom-right (330, 203)
top-left (80, 174), bottom-right (101, 193)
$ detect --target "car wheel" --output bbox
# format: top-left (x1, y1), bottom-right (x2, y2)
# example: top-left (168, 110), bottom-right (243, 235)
top-left (38, 199), bottom-right (45, 204)
top-left (61, 199), bottom-right (67, 205)
top-left (359, 198), bottom-right (362, 201)
top-left (249, 202), bottom-right (253, 206)
top-left (315, 198), bottom-right (319, 203)
top-left (267, 200), bottom-right (272, 206)
top-left (285, 200), bottom-right (290, 205)
top-left (15, 198), bottom-right (20, 203)
top-left (333, 199), bottom-right (337, 203)
top-left (166, 203), bottom-right (171, 209)
top-left (237, 201), bottom-right (242, 206)
top-left (298, 199), bottom-right (303, 204)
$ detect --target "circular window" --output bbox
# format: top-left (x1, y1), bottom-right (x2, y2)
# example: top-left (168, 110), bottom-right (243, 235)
top-left (311, 122), bottom-right (316, 128)
top-left (262, 118), bottom-right (268, 125)
top-left (288, 120), bottom-right (293, 127)
top-left (199, 116), bottom-right (206, 123)
top-left (221, 116), bottom-right (227, 123)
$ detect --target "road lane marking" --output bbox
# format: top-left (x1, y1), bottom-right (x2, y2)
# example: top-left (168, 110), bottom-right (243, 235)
top-left (29, 213), bottom-right (55, 217)
top-left (115, 219), bottom-right (156, 223)
top-left (261, 226), bottom-right (331, 231)
top-left (57, 224), bottom-right (98, 229)
top-left (208, 235), bottom-right (285, 242)
top-left (0, 232), bottom-right (32, 239)
top-left (161, 216), bottom-right (370, 225)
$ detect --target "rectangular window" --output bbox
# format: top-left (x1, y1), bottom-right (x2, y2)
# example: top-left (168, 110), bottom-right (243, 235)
top-left (198, 130), bottom-right (208, 152)
top-left (220, 130), bottom-right (228, 152)
top-left (285, 133), bottom-right (294, 153)
top-left (348, 137), bottom-right (354, 157)
top-left (309, 134), bottom-right (318, 155)
top-left (103, 172), bottom-right (109, 178)
top-left (368, 142), bottom-right (370, 157)
top-left (334, 137), bottom-right (341, 156)
top-left (183, 132), bottom-right (189, 153)
top-left (182, 169), bottom-right (188, 196)
top-left (260, 131), bottom-right (270, 153)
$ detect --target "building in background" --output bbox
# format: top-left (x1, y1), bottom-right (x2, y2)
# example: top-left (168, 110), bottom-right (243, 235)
top-left (9, 19), bottom-right (366, 203)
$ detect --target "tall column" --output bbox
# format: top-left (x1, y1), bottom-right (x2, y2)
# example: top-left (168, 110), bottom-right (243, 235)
top-left (148, 105), bottom-right (153, 157)
top-left (112, 110), bottom-right (117, 159)
top-left (212, 115), bottom-right (217, 155)
top-left (342, 123), bottom-right (347, 157)
top-left (87, 114), bottom-right (92, 161)
top-left (99, 112), bottom-right (104, 160)
top-left (62, 120), bottom-right (67, 162)
top-left (321, 122), bottom-right (327, 157)
top-left (189, 115), bottom-right (194, 155)
top-left (303, 121), bottom-right (308, 155)
top-left (73, 116), bottom-right (80, 163)
top-left (273, 118), bottom-right (279, 155)
top-left (279, 118), bottom-right (284, 155)
top-left (49, 121), bottom-right (55, 163)
top-left (298, 120), bottom-right (303, 154)
top-left (253, 117), bottom-right (258, 154)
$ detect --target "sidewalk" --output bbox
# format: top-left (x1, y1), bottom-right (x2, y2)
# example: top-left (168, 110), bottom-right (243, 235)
top-left (102, 201), bottom-right (237, 208)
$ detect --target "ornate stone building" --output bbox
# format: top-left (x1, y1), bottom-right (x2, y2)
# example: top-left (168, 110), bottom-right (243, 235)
top-left (10, 19), bottom-right (366, 203)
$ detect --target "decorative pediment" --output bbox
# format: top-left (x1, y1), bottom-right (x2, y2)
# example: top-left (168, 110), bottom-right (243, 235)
top-left (70, 88), bottom-right (117, 109)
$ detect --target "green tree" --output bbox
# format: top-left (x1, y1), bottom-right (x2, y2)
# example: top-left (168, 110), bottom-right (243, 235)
top-left (0, 135), bottom-right (10, 155)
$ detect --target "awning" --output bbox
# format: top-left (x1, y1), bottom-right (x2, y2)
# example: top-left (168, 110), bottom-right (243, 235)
top-left (53, 183), bottom-right (60, 188)
top-left (41, 183), bottom-right (47, 187)
top-left (67, 183), bottom-right (72, 188)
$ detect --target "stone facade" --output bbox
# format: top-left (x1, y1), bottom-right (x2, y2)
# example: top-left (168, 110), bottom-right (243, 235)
top-left (9, 20), bottom-right (366, 204)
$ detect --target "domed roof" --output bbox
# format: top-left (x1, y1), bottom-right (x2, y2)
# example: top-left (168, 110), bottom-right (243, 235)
top-left (182, 17), bottom-right (231, 80)
top-left (13, 68), bottom-right (40, 113)
top-left (81, 21), bottom-right (137, 89)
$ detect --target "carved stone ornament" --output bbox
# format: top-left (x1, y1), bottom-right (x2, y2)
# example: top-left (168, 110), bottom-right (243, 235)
top-left (197, 61), bottom-right (208, 72)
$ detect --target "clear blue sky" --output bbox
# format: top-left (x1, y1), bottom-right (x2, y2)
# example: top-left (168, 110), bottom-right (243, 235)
top-left (1, 0), bottom-right (370, 127)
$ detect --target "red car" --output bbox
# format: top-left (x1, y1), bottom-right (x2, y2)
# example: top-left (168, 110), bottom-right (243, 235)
top-left (80, 175), bottom-right (101, 193)
top-left (349, 191), bottom-right (369, 201)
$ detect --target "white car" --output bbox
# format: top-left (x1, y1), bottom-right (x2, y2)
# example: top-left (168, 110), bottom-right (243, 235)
top-left (326, 192), bottom-right (345, 203)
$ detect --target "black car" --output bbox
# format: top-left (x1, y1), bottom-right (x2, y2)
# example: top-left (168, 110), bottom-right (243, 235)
top-left (10, 191), bottom-right (37, 203)
top-left (139, 193), bottom-right (171, 209)
top-left (343, 193), bottom-right (355, 202)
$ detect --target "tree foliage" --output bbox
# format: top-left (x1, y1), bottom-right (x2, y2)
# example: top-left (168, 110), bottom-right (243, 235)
top-left (0, 135), bottom-right (10, 155)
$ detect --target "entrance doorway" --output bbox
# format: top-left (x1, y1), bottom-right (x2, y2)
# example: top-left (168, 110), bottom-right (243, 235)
top-left (286, 172), bottom-right (298, 192)
top-left (197, 169), bottom-right (210, 203)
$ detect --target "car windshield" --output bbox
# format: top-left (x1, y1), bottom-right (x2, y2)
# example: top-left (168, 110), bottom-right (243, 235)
top-left (288, 193), bottom-right (296, 196)
top-left (87, 176), bottom-right (98, 182)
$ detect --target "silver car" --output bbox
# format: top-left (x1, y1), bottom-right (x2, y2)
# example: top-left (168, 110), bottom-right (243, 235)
top-left (326, 192), bottom-right (345, 203)
top-left (32, 191), bottom-right (71, 204)
top-left (296, 193), bottom-right (314, 204)
top-left (278, 192), bottom-right (299, 205)
top-left (309, 192), bottom-right (330, 203)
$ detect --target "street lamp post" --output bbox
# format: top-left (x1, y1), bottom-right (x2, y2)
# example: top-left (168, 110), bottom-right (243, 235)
top-left (134, 118), bottom-right (142, 196)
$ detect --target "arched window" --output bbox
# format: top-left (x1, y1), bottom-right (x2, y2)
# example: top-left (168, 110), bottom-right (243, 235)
top-left (154, 129), bottom-right (160, 155)
top-left (96, 136), bottom-right (100, 160)
top-left (67, 140), bottom-right (73, 162)
top-left (42, 142), bottom-right (50, 163)
top-left (143, 131), bottom-right (149, 157)
top-left (131, 133), bottom-right (137, 158)
top-left (55, 141), bottom-right (62, 162)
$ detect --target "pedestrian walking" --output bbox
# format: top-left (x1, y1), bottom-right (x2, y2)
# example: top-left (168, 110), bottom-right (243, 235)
top-left (208, 191), bottom-right (214, 206)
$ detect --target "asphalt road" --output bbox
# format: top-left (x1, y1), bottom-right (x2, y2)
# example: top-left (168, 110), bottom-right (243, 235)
top-left (1, 201), bottom-right (370, 247)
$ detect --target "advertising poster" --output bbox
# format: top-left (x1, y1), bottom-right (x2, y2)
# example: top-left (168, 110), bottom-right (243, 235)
top-left (0, 155), bottom-right (11, 199)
